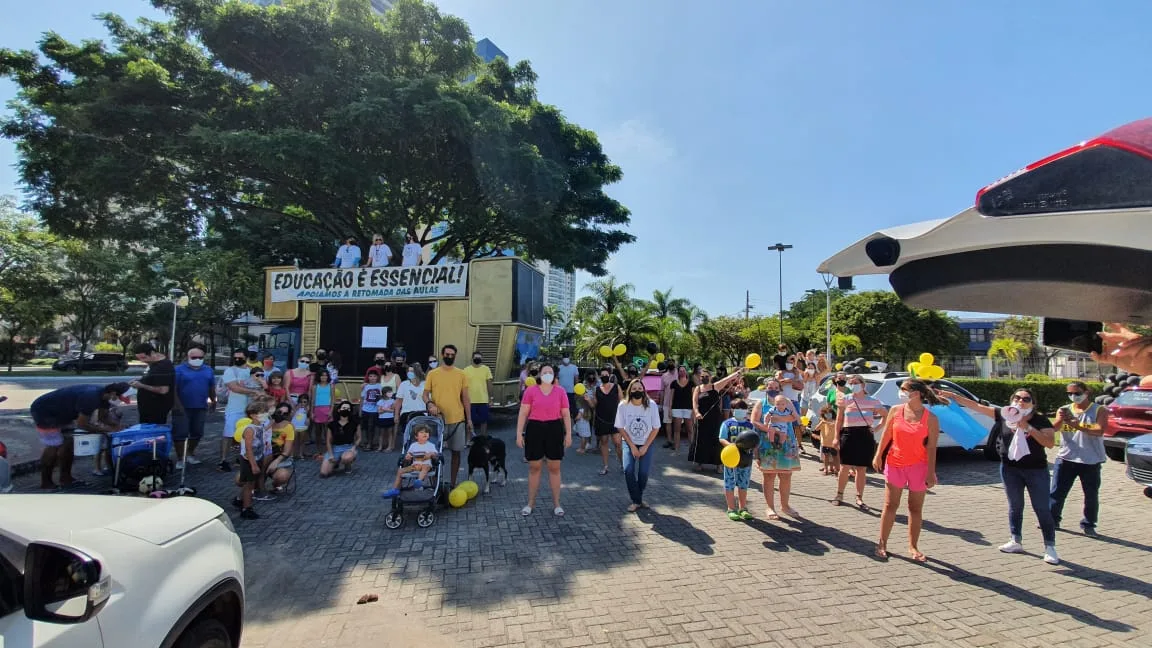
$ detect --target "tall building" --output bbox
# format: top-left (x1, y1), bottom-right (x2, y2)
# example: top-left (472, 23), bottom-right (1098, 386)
top-left (533, 261), bottom-right (577, 328)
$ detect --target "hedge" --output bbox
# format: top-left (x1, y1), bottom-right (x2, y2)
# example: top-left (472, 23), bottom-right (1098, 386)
top-left (739, 372), bottom-right (1099, 414)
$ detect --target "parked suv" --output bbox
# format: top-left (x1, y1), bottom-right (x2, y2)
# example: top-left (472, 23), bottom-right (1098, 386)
top-left (0, 495), bottom-right (245, 647)
top-left (52, 353), bottom-right (128, 373)
top-left (1104, 388), bottom-right (1152, 461)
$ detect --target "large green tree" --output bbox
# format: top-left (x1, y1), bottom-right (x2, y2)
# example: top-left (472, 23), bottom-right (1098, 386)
top-left (829, 291), bottom-right (965, 361)
top-left (0, 198), bottom-right (64, 369)
top-left (0, 0), bottom-right (632, 273)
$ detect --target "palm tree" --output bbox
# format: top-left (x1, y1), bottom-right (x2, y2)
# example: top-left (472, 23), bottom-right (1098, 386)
top-left (543, 304), bottom-right (565, 342)
top-left (831, 333), bottom-right (863, 357)
top-left (989, 337), bottom-right (1030, 377)
top-left (647, 288), bottom-right (691, 322)
top-left (584, 277), bottom-right (635, 316)
top-left (576, 305), bottom-right (658, 361)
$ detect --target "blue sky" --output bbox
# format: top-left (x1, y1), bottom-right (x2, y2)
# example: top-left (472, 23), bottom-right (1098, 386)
top-left (3, 0), bottom-right (1150, 319)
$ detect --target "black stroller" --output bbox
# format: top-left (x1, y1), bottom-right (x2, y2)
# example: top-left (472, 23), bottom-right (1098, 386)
top-left (382, 415), bottom-right (445, 529)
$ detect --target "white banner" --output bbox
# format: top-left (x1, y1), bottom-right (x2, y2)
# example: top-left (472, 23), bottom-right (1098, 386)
top-left (361, 326), bottom-right (389, 348)
top-left (269, 264), bottom-right (468, 303)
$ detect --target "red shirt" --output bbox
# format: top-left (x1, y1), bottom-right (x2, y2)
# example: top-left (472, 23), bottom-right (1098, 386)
top-left (523, 385), bottom-right (568, 421)
top-left (887, 405), bottom-right (930, 467)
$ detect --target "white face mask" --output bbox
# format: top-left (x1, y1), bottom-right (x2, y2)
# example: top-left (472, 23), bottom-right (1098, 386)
top-left (253, 413), bottom-right (268, 423)
top-left (850, 383), bottom-right (864, 394)
top-left (897, 390), bottom-right (910, 401)
top-left (732, 409), bottom-right (748, 421)
top-left (407, 372), bottom-right (416, 380)
top-left (540, 373), bottom-right (555, 384)
top-left (1069, 393), bottom-right (1087, 404)
top-left (188, 358), bottom-right (204, 368)
top-left (428, 361), bottom-right (438, 369)
top-left (1017, 406), bottom-right (1033, 418)
top-left (299, 361), bottom-right (309, 368)
top-left (562, 358), bottom-right (570, 365)
top-left (785, 363), bottom-right (794, 370)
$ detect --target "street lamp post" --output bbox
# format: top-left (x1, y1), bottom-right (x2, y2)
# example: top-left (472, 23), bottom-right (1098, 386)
top-left (168, 288), bottom-right (186, 359)
top-left (769, 243), bottom-right (793, 344)
top-left (820, 272), bottom-right (834, 366)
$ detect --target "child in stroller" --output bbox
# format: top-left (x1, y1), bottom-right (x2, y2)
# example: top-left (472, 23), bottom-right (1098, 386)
top-left (382, 416), bottom-right (446, 529)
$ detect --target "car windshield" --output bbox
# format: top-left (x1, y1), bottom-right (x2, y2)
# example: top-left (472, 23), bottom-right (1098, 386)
top-left (1114, 390), bottom-right (1152, 407)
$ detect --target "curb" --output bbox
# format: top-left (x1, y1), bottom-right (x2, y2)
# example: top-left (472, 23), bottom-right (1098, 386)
top-left (11, 459), bottom-right (39, 477)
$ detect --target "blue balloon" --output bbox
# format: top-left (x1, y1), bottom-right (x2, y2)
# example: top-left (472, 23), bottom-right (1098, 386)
top-left (929, 400), bottom-right (989, 450)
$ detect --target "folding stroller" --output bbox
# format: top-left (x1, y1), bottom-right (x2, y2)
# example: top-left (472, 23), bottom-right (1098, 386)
top-left (383, 415), bottom-right (445, 529)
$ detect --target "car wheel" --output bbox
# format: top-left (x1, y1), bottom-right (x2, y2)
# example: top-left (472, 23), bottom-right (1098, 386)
top-left (175, 617), bottom-right (231, 648)
top-left (1144, 486), bottom-right (1152, 499)
top-left (1104, 446), bottom-right (1126, 462)
top-left (71, 365), bottom-right (81, 374)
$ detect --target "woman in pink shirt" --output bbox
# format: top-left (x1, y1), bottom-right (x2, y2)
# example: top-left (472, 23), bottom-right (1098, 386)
top-left (832, 374), bottom-right (887, 510)
top-left (516, 363), bottom-right (573, 517)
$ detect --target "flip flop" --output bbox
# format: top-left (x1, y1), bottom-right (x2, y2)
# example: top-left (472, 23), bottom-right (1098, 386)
top-left (874, 545), bottom-right (889, 560)
top-left (909, 549), bottom-right (928, 562)
top-left (766, 509), bottom-right (780, 521)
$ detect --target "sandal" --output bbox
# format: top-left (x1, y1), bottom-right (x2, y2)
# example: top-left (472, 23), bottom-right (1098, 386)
top-left (831, 491), bottom-right (844, 506)
top-left (599, 466), bottom-right (609, 476)
top-left (909, 548), bottom-right (928, 563)
top-left (784, 507), bottom-right (800, 518)
top-left (874, 544), bottom-right (889, 560)
top-left (627, 504), bottom-right (641, 513)
top-left (856, 495), bottom-right (869, 511)
top-left (766, 509), bottom-right (780, 521)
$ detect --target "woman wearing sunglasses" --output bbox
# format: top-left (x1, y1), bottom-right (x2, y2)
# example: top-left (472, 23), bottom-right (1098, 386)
top-left (942, 387), bottom-right (1059, 565)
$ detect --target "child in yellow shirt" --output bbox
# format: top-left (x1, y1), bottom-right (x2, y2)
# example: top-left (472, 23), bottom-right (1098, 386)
top-left (817, 410), bottom-right (839, 475)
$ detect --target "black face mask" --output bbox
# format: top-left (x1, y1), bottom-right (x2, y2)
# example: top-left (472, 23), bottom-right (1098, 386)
top-left (338, 408), bottom-right (352, 416)
top-left (375, 359), bottom-right (386, 367)
top-left (834, 380), bottom-right (846, 387)
top-left (232, 357), bottom-right (246, 366)
top-left (442, 356), bottom-right (455, 366)
top-left (530, 370), bottom-right (538, 377)
top-left (629, 391), bottom-right (644, 399)
top-left (600, 375), bottom-right (610, 382)
top-left (273, 410), bottom-right (290, 422)
top-left (473, 357), bottom-right (482, 364)
top-left (316, 352), bottom-right (327, 360)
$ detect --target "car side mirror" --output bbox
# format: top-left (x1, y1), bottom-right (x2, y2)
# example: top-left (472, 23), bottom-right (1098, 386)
top-left (980, 399), bottom-right (991, 406)
top-left (23, 542), bottom-right (111, 624)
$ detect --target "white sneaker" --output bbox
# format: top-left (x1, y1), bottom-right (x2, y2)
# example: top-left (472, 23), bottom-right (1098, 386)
top-left (999, 540), bottom-right (1024, 554)
top-left (1043, 546), bottom-right (1060, 565)
top-left (175, 461), bottom-right (185, 470)
top-left (185, 456), bottom-right (202, 466)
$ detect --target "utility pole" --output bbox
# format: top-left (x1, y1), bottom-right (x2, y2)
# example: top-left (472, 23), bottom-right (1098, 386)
top-left (820, 272), bottom-right (834, 366)
top-left (744, 291), bottom-right (751, 320)
top-left (769, 243), bottom-right (792, 344)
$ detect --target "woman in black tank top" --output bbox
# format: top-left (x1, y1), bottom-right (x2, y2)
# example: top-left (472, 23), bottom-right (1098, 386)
top-left (588, 370), bottom-right (621, 476)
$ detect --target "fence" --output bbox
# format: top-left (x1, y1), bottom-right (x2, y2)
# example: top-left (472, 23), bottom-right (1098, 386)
top-left (929, 354), bottom-right (1115, 381)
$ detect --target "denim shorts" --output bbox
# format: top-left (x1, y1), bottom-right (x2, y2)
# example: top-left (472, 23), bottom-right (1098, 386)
top-left (723, 466), bottom-right (752, 490)
top-left (325, 444), bottom-right (356, 462)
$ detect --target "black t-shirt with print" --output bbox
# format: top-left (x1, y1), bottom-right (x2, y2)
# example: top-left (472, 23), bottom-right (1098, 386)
top-left (993, 408), bottom-right (1053, 470)
top-left (138, 359), bottom-right (175, 424)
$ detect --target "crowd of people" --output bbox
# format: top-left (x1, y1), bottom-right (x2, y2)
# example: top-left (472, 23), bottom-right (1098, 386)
top-left (16, 321), bottom-right (1151, 565)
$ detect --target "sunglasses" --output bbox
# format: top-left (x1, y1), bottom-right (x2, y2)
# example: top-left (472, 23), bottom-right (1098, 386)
top-left (1067, 391), bottom-right (1084, 396)
top-left (1011, 395), bottom-right (1033, 403)
top-left (189, 356), bottom-right (205, 360)
top-left (253, 373), bottom-right (265, 378)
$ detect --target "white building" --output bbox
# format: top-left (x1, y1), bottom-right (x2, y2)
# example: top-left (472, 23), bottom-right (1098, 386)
top-left (534, 260), bottom-right (577, 325)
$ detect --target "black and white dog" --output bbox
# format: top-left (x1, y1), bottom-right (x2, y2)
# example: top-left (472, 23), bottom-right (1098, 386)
top-left (466, 435), bottom-right (507, 493)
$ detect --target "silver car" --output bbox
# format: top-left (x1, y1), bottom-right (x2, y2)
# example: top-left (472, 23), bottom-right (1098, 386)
top-left (1124, 433), bottom-right (1152, 499)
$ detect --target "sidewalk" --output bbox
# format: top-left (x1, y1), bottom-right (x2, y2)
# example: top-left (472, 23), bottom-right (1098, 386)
top-left (0, 401), bottom-right (141, 477)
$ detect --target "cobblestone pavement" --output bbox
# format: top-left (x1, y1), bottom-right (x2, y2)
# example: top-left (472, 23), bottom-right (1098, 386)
top-left (8, 414), bottom-right (1152, 647)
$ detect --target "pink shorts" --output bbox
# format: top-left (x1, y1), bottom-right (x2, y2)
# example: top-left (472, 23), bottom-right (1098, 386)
top-left (884, 461), bottom-right (928, 492)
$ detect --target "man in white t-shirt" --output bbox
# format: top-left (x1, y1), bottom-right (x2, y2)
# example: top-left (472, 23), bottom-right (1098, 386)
top-left (401, 233), bottom-right (423, 267)
top-left (365, 233), bottom-right (393, 267)
top-left (220, 348), bottom-right (265, 473)
top-left (332, 236), bottom-right (361, 268)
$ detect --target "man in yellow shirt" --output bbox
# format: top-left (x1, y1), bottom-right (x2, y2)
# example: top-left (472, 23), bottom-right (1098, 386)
top-left (463, 352), bottom-right (494, 438)
top-left (424, 344), bottom-right (472, 488)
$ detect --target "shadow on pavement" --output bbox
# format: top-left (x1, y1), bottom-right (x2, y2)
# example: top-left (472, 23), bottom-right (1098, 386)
top-left (635, 509), bottom-right (715, 555)
top-left (1053, 560), bottom-right (1152, 600)
top-left (894, 514), bottom-right (990, 546)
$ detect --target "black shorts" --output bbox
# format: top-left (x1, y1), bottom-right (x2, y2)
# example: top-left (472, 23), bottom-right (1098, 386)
top-left (524, 419), bottom-right (565, 462)
top-left (238, 458), bottom-right (261, 484)
top-left (821, 446), bottom-right (838, 457)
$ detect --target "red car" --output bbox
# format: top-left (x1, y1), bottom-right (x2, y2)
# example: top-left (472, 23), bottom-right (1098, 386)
top-left (1104, 388), bottom-right (1152, 461)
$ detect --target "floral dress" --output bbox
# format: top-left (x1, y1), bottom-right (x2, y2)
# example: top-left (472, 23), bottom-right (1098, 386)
top-left (758, 401), bottom-right (801, 472)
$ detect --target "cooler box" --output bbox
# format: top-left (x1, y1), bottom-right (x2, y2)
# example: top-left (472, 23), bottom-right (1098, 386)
top-left (109, 424), bottom-right (173, 461)
top-left (73, 434), bottom-right (104, 457)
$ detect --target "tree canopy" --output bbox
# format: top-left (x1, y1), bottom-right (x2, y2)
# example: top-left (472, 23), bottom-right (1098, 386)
top-left (0, 0), bottom-right (632, 274)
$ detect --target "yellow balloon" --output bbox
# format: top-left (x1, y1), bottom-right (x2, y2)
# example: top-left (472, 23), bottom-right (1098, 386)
top-left (800, 416), bottom-right (810, 427)
top-left (613, 343), bottom-right (627, 357)
top-left (459, 480), bottom-right (479, 499)
top-left (655, 353), bottom-right (666, 362)
top-left (648, 360), bottom-right (658, 370)
top-left (907, 362), bottom-right (922, 376)
top-left (599, 345), bottom-right (613, 358)
top-left (919, 352), bottom-right (935, 367)
top-left (744, 353), bottom-right (762, 370)
top-left (448, 488), bottom-right (467, 508)
top-left (574, 383), bottom-right (587, 396)
top-left (720, 444), bottom-right (741, 468)
top-left (525, 377), bottom-right (537, 387)
top-left (834, 362), bottom-right (843, 370)
top-left (924, 365), bottom-right (946, 380)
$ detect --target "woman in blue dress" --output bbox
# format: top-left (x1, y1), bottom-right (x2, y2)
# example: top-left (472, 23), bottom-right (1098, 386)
top-left (751, 380), bottom-right (802, 520)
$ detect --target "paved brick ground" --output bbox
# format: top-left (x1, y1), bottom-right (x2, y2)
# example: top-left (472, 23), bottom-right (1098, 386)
top-left (8, 413), bottom-right (1152, 647)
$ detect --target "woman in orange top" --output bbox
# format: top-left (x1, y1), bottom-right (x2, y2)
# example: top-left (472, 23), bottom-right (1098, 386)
top-left (872, 379), bottom-right (941, 562)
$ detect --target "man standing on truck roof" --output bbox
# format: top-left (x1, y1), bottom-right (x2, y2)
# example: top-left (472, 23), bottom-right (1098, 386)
top-left (424, 344), bottom-right (473, 489)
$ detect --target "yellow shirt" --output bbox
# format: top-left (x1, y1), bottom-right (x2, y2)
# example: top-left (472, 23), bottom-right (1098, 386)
top-left (271, 421), bottom-right (295, 451)
top-left (462, 364), bottom-right (493, 404)
top-left (425, 367), bottom-right (469, 424)
top-left (817, 420), bottom-right (838, 447)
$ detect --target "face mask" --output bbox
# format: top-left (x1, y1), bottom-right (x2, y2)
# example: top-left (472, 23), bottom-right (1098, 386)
top-left (232, 357), bottom-right (246, 366)
top-left (273, 410), bottom-right (290, 421)
top-left (376, 359), bottom-right (386, 366)
top-left (441, 356), bottom-right (455, 367)
top-left (299, 361), bottom-right (309, 368)
top-left (766, 390), bottom-right (780, 398)
top-left (316, 352), bottom-right (327, 360)
top-left (732, 409), bottom-right (748, 421)
top-left (188, 358), bottom-right (204, 368)
top-left (338, 408), bottom-right (352, 416)
top-left (600, 375), bottom-right (610, 382)
top-left (540, 373), bottom-right (555, 384)
top-left (530, 370), bottom-right (538, 377)
top-left (629, 391), bottom-right (644, 400)
top-left (407, 372), bottom-right (416, 380)
top-left (834, 380), bottom-right (846, 387)
top-left (253, 413), bottom-right (268, 423)
top-left (1017, 406), bottom-right (1033, 418)
top-left (562, 358), bottom-right (570, 365)
top-left (898, 391), bottom-right (910, 401)
top-left (1069, 393), bottom-right (1086, 404)
top-left (428, 361), bottom-right (438, 369)
top-left (473, 357), bottom-right (482, 365)
top-left (850, 384), bottom-right (864, 394)
top-left (702, 377), bottom-right (712, 385)
top-left (786, 363), bottom-right (794, 370)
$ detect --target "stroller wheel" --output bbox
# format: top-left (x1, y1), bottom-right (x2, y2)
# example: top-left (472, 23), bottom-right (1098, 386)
top-left (384, 511), bottom-right (404, 530)
top-left (417, 510), bottom-right (436, 528)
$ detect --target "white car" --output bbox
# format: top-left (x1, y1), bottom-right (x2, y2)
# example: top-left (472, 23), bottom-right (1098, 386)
top-left (0, 495), bottom-right (244, 648)
top-left (751, 372), bottom-right (997, 454)
top-left (817, 118), bottom-right (1152, 324)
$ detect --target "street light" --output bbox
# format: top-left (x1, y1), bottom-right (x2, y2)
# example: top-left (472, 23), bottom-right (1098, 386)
top-left (769, 243), bottom-right (792, 344)
top-left (820, 272), bottom-right (834, 366)
top-left (167, 288), bottom-right (186, 359)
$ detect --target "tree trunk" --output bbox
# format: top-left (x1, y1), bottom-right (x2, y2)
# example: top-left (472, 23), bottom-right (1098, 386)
top-left (6, 336), bottom-right (14, 373)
